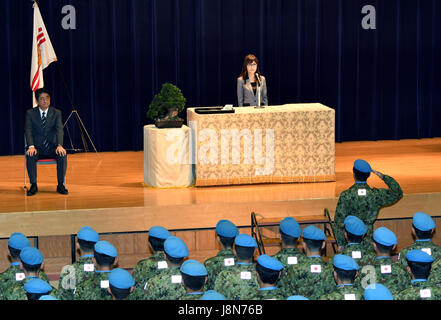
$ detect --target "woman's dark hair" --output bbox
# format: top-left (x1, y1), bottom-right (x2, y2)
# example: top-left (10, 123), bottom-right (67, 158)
top-left (109, 284), bottom-right (132, 300)
top-left (345, 230), bottom-right (364, 244)
top-left (26, 290), bottom-right (51, 301)
top-left (353, 168), bottom-right (370, 182)
top-left (280, 230), bottom-right (298, 246)
top-left (21, 262), bottom-right (42, 273)
top-left (218, 236), bottom-right (235, 249)
top-left (149, 236), bottom-right (166, 252)
top-left (303, 239), bottom-right (324, 252)
top-left (413, 226), bottom-right (433, 239)
top-left (334, 267), bottom-right (357, 283)
top-left (165, 253), bottom-right (184, 265)
top-left (407, 261), bottom-right (432, 279)
top-left (78, 239), bottom-right (96, 252)
top-left (34, 88), bottom-right (50, 100)
top-left (373, 240), bottom-right (394, 254)
top-left (234, 245), bottom-right (255, 260)
top-left (93, 251), bottom-right (116, 267)
top-left (256, 264), bottom-right (280, 284)
top-left (239, 54), bottom-right (261, 81)
top-left (181, 273), bottom-right (206, 291)
top-left (8, 246), bottom-right (21, 259)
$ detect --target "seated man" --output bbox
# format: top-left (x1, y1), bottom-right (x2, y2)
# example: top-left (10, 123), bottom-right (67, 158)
top-left (25, 87), bottom-right (68, 196)
top-left (180, 260), bottom-right (208, 300)
top-left (108, 268), bottom-right (135, 300)
top-left (251, 254), bottom-right (285, 300)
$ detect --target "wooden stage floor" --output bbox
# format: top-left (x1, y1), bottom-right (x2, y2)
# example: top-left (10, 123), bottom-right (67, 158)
top-left (1, 138), bottom-right (441, 238)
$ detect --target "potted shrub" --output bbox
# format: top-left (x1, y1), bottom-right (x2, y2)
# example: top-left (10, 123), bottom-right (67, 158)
top-left (147, 83), bottom-right (186, 128)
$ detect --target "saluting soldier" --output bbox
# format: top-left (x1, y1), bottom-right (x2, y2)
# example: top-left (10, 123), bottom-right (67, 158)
top-left (131, 226), bottom-right (171, 299)
top-left (214, 234), bottom-right (260, 300)
top-left (143, 236), bottom-right (188, 300)
top-left (57, 226), bottom-right (100, 300)
top-left (204, 220), bottom-right (239, 290)
top-left (398, 212), bottom-right (441, 267)
top-left (73, 240), bottom-right (118, 300)
top-left (334, 159), bottom-right (403, 251)
top-left (180, 260), bottom-right (208, 300)
top-left (250, 254), bottom-right (285, 300)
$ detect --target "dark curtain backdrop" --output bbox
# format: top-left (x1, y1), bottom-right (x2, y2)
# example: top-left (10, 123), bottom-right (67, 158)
top-left (1, 0), bottom-right (441, 156)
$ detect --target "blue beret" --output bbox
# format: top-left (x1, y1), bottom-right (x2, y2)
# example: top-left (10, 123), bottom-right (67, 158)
top-left (353, 159), bottom-right (372, 173)
top-left (413, 212), bottom-right (436, 232)
top-left (94, 241), bottom-right (118, 258)
top-left (302, 226), bottom-right (326, 241)
top-left (373, 227), bottom-right (397, 246)
top-left (257, 254), bottom-right (283, 271)
top-left (8, 234), bottom-right (31, 250)
top-left (77, 226), bottom-right (100, 243)
top-left (20, 247), bottom-right (43, 265)
top-left (149, 226), bottom-right (171, 240)
top-left (406, 250), bottom-right (434, 263)
top-left (39, 295), bottom-right (58, 300)
top-left (344, 216), bottom-right (367, 236)
top-left (180, 259), bottom-right (208, 276)
top-left (333, 254), bottom-right (359, 271)
top-left (109, 268), bottom-right (135, 289)
top-left (24, 278), bottom-right (52, 294)
top-left (234, 234), bottom-right (258, 248)
top-left (164, 236), bottom-right (189, 258)
top-left (364, 284), bottom-right (394, 300)
top-left (216, 220), bottom-right (239, 238)
top-left (287, 295), bottom-right (309, 300)
top-left (280, 217), bottom-right (302, 238)
top-left (201, 290), bottom-right (227, 300)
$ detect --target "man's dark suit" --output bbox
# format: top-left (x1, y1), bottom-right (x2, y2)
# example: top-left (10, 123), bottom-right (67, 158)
top-left (25, 107), bottom-right (67, 185)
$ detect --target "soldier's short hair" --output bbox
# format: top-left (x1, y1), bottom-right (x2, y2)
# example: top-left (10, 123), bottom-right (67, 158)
top-left (373, 240), bottom-right (394, 254)
top-left (353, 168), bottom-right (370, 182)
top-left (21, 262), bottom-right (42, 273)
top-left (94, 250), bottom-right (116, 267)
top-left (235, 245), bottom-right (255, 260)
top-left (78, 239), bottom-right (96, 252)
top-left (165, 253), bottom-right (185, 265)
top-left (334, 266), bottom-right (357, 283)
top-left (149, 236), bottom-right (166, 252)
top-left (280, 230), bottom-right (298, 246)
top-left (303, 239), bottom-right (324, 252)
top-left (181, 272), bottom-right (206, 291)
top-left (218, 235), bottom-right (235, 249)
top-left (8, 246), bottom-right (21, 259)
top-left (345, 230), bottom-right (363, 244)
top-left (256, 263), bottom-right (280, 285)
top-left (413, 226), bottom-right (433, 240)
top-left (26, 291), bottom-right (51, 301)
top-left (407, 261), bottom-right (432, 279)
top-left (109, 284), bottom-right (131, 300)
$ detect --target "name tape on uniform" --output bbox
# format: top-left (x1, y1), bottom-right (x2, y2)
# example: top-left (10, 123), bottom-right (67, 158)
top-left (420, 289), bottom-right (432, 298)
top-left (171, 275), bottom-right (182, 284)
top-left (310, 265), bottom-right (322, 273)
top-left (380, 265), bottom-right (392, 274)
top-left (15, 273), bottom-right (25, 281)
top-left (158, 261), bottom-right (168, 269)
top-left (100, 280), bottom-right (109, 289)
top-left (240, 271), bottom-right (252, 280)
top-left (352, 251), bottom-right (362, 259)
top-left (84, 264), bottom-right (94, 272)
top-left (224, 258), bottom-right (235, 267)
top-left (344, 294), bottom-right (356, 300)
top-left (358, 189), bottom-right (367, 196)
top-left (287, 257), bottom-right (298, 265)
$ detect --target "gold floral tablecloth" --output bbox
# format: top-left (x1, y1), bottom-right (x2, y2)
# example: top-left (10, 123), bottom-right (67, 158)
top-left (187, 104), bottom-right (335, 187)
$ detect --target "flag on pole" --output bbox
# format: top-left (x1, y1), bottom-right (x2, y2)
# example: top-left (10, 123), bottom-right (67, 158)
top-left (30, 2), bottom-right (57, 107)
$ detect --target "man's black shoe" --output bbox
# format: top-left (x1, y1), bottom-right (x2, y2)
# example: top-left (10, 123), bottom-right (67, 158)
top-left (27, 184), bottom-right (38, 196)
top-left (56, 184), bottom-right (69, 195)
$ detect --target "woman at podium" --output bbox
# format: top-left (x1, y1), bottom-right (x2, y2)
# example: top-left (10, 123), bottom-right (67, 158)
top-left (237, 54), bottom-right (268, 107)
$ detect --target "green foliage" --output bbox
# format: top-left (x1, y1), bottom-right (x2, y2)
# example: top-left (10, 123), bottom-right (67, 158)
top-left (147, 83), bottom-right (186, 120)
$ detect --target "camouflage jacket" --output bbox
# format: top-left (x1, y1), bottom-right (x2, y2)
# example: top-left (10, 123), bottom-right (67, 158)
top-left (395, 280), bottom-right (441, 300)
top-left (56, 256), bottom-right (95, 300)
top-left (0, 264), bottom-right (49, 296)
top-left (2, 275), bottom-right (57, 300)
top-left (131, 252), bottom-right (167, 300)
top-left (329, 243), bottom-right (376, 267)
top-left (250, 287), bottom-right (286, 300)
top-left (204, 249), bottom-right (236, 290)
top-left (320, 284), bottom-right (364, 300)
top-left (272, 248), bottom-right (305, 293)
top-left (333, 175), bottom-right (403, 247)
top-left (180, 292), bottom-right (204, 300)
top-left (398, 240), bottom-right (441, 267)
top-left (428, 258), bottom-right (441, 284)
top-left (285, 256), bottom-right (335, 300)
top-left (73, 270), bottom-right (113, 300)
top-left (143, 266), bottom-right (186, 300)
top-left (213, 262), bottom-right (260, 300)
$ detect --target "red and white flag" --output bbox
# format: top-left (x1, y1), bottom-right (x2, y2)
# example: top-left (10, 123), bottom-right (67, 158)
top-left (30, 2), bottom-right (57, 107)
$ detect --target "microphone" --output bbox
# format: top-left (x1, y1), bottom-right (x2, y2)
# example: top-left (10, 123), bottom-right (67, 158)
top-left (255, 72), bottom-right (261, 87)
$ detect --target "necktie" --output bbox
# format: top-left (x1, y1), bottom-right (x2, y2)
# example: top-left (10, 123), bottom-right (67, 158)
top-left (42, 112), bottom-right (49, 151)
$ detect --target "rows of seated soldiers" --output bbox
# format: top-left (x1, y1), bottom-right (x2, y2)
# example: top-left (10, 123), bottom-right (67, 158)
top-left (1, 211), bottom-right (441, 300)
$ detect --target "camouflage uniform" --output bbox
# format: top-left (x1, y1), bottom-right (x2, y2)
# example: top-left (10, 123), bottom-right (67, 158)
top-left (214, 262), bottom-right (260, 300)
top-left (56, 255), bottom-right (95, 300)
top-left (204, 249), bottom-right (236, 290)
top-left (73, 270), bottom-right (113, 300)
top-left (329, 243), bottom-right (376, 267)
top-left (143, 266), bottom-right (186, 300)
top-left (0, 263), bottom-right (49, 295)
top-left (272, 247), bottom-right (305, 294)
top-left (354, 257), bottom-right (410, 295)
top-left (333, 175), bottom-right (403, 248)
top-left (320, 284), bottom-right (364, 300)
top-left (398, 240), bottom-right (441, 267)
top-left (428, 258), bottom-right (441, 284)
top-left (395, 280), bottom-right (441, 300)
top-left (180, 292), bottom-right (204, 300)
top-left (250, 287), bottom-right (286, 300)
top-left (285, 256), bottom-right (335, 300)
top-left (131, 252), bottom-right (167, 300)
top-left (2, 275), bottom-right (57, 300)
